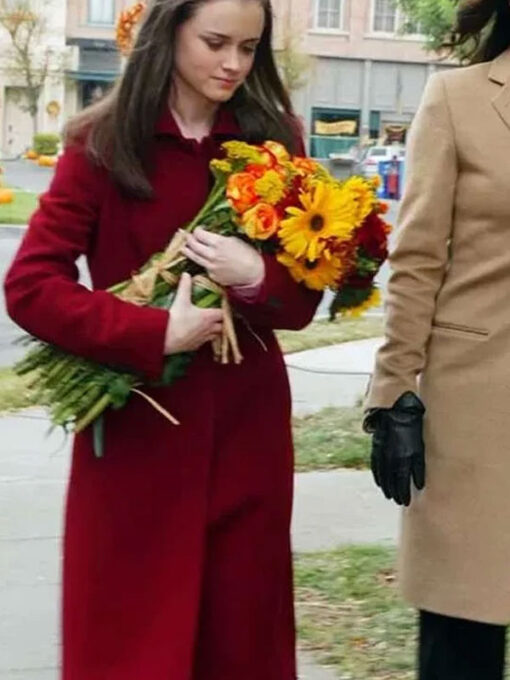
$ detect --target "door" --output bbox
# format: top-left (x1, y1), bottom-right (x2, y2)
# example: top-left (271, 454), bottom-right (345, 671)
top-left (3, 87), bottom-right (34, 158)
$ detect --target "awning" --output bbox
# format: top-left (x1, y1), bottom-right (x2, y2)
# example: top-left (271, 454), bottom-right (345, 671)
top-left (66, 70), bottom-right (119, 83)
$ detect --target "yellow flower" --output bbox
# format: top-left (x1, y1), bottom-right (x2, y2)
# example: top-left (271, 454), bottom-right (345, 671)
top-left (277, 250), bottom-right (343, 291)
top-left (343, 288), bottom-right (382, 318)
top-left (343, 176), bottom-right (376, 223)
top-left (263, 141), bottom-right (291, 163)
top-left (210, 158), bottom-right (232, 174)
top-left (222, 141), bottom-right (264, 164)
top-left (279, 181), bottom-right (360, 261)
top-left (254, 170), bottom-right (286, 205)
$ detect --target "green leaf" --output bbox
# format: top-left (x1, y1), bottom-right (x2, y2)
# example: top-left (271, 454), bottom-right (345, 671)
top-left (329, 286), bottom-right (374, 320)
top-left (156, 353), bottom-right (193, 387)
top-left (107, 376), bottom-right (134, 409)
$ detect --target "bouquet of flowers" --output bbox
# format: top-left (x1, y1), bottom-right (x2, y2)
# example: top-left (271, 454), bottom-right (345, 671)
top-left (14, 140), bottom-right (390, 455)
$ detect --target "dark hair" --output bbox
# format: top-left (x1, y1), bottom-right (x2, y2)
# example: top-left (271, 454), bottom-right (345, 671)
top-left (445, 0), bottom-right (510, 63)
top-left (65, 0), bottom-right (298, 199)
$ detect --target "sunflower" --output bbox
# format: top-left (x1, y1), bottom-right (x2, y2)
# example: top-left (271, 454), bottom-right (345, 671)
top-left (277, 250), bottom-right (343, 291)
top-left (279, 182), bottom-right (360, 261)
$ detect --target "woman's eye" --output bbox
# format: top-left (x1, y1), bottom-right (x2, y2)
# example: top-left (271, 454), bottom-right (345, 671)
top-left (242, 46), bottom-right (257, 54)
top-left (206, 41), bottom-right (223, 50)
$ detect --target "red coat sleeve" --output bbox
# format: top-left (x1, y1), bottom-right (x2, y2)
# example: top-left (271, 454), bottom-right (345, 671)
top-left (4, 145), bottom-right (169, 381)
top-left (227, 125), bottom-right (321, 330)
top-left (228, 254), bottom-right (321, 330)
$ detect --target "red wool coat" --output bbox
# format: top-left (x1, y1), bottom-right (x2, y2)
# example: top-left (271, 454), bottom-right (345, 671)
top-left (4, 107), bottom-right (321, 680)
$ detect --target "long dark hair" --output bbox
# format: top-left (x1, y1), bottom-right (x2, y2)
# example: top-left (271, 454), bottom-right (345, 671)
top-left (65, 0), bottom-right (297, 199)
top-left (446, 0), bottom-right (510, 63)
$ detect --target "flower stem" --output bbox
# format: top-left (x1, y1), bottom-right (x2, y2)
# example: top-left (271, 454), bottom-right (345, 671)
top-left (185, 179), bottom-right (226, 233)
top-left (74, 393), bottom-right (112, 434)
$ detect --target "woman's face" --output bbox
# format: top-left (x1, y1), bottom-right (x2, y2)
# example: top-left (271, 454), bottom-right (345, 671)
top-left (173, 0), bottom-right (265, 104)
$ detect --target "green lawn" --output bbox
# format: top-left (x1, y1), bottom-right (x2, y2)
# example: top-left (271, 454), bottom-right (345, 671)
top-left (277, 316), bottom-right (383, 355)
top-left (0, 191), bottom-right (39, 224)
top-left (295, 546), bottom-right (416, 680)
top-left (294, 407), bottom-right (369, 471)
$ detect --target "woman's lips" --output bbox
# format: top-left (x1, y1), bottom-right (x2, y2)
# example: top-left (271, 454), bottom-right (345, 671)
top-left (215, 77), bottom-right (238, 89)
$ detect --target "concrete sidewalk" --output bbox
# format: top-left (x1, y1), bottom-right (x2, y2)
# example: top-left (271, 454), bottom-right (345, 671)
top-left (0, 338), bottom-right (395, 680)
top-left (286, 337), bottom-right (383, 415)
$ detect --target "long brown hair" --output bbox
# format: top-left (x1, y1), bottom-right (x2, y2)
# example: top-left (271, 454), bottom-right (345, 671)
top-left (65, 0), bottom-right (298, 199)
top-left (446, 0), bottom-right (510, 63)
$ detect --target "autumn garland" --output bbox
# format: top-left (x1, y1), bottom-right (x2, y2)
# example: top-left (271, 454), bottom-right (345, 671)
top-left (115, 2), bottom-right (146, 56)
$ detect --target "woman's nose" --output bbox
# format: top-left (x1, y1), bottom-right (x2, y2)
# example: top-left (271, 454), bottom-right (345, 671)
top-left (222, 48), bottom-right (242, 72)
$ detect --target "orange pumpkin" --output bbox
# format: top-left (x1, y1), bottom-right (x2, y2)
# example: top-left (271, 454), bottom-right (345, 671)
top-left (37, 155), bottom-right (57, 167)
top-left (26, 149), bottom-right (38, 160)
top-left (0, 188), bottom-right (14, 204)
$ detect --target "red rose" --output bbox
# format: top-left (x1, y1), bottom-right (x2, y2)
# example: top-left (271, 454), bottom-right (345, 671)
top-left (354, 213), bottom-right (389, 261)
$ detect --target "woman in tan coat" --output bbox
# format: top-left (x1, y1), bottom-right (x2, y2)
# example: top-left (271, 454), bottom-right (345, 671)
top-left (365, 1), bottom-right (510, 678)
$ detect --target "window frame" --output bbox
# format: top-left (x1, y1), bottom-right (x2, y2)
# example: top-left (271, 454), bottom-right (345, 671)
top-left (369, 0), bottom-right (424, 39)
top-left (312, 0), bottom-right (346, 34)
top-left (87, 0), bottom-right (115, 26)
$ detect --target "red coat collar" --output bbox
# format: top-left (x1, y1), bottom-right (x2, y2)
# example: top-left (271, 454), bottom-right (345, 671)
top-left (155, 105), bottom-right (240, 138)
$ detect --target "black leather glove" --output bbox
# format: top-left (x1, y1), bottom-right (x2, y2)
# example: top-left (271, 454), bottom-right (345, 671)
top-left (363, 391), bottom-right (425, 506)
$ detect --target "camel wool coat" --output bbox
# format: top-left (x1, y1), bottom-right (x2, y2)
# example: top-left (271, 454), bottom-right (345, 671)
top-left (366, 48), bottom-right (510, 624)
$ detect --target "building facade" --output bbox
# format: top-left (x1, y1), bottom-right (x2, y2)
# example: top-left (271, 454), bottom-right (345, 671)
top-left (65, 0), bottom-right (133, 119)
top-left (0, 0), bottom-right (456, 160)
top-left (272, 0), bottom-right (453, 157)
top-left (0, 0), bottom-right (70, 158)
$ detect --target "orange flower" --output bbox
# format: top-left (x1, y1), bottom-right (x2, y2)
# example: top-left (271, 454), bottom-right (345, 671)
top-left (244, 163), bottom-right (267, 179)
top-left (241, 203), bottom-right (279, 240)
top-left (226, 172), bottom-right (259, 213)
top-left (293, 156), bottom-right (319, 176)
top-left (257, 146), bottom-right (278, 168)
top-left (263, 141), bottom-right (290, 163)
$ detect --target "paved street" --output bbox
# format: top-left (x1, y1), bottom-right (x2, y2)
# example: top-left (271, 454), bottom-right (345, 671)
top-left (2, 160), bottom-right (55, 195)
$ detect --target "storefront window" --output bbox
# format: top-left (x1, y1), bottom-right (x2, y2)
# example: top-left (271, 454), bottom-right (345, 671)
top-left (310, 108), bottom-right (360, 158)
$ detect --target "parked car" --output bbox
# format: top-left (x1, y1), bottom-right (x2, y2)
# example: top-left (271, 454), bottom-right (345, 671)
top-left (359, 145), bottom-right (405, 178)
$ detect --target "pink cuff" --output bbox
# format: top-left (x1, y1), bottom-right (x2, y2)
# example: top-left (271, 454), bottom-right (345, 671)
top-left (229, 277), bottom-right (264, 303)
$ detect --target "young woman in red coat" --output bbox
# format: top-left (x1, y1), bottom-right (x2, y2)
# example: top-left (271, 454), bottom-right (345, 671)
top-left (4, 1), bottom-right (321, 678)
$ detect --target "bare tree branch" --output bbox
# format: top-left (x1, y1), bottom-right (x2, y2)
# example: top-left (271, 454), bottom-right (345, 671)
top-left (0, 0), bottom-right (55, 134)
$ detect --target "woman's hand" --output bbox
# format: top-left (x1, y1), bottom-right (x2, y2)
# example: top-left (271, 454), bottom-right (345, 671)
top-left (164, 273), bottom-right (223, 355)
top-left (181, 227), bottom-right (265, 288)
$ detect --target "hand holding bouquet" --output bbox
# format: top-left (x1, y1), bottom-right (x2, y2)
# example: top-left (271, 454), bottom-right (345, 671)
top-left (14, 140), bottom-right (391, 454)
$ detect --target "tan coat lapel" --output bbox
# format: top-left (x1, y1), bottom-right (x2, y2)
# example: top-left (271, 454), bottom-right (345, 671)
top-left (490, 48), bottom-right (510, 131)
